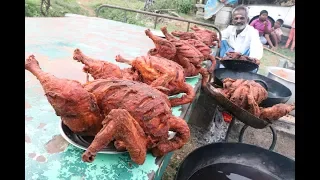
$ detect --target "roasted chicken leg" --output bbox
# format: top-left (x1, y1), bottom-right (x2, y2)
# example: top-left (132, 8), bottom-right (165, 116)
top-left (25, 55), bottom-right (103, 136)
top-left (259, 104), bottom-right (295, 121)
top-left (73, 49), bottom-right (139, 81)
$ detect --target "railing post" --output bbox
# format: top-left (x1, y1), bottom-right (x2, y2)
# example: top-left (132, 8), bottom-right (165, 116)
top-left (154, 16), bottom-right (158, 29)
top-left (96, 6), bottom-right (100, 17)
top-left (124, 10), bottom-right (127, 23)
top-left (187, 22), bottom-right (190, 32)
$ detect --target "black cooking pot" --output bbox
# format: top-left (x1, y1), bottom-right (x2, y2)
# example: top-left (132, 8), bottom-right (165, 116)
top-left (213, 68), bottom-right (292, 107)
top-left (175, 142), bottom-right (295, 180)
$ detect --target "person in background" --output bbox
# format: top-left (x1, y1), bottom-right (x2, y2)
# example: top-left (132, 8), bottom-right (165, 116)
top-left (265, 19), bottom-right (284, 50)
top-left (219, 5), bottom-right (263, 73)
top-left (282, 17), bottom-right (295, 51)
top-left (250, 10), bottom-right (272, 45)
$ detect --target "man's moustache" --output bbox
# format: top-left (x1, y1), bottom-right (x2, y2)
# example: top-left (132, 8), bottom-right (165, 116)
top-left (235, 24), bottom-right (247, 30)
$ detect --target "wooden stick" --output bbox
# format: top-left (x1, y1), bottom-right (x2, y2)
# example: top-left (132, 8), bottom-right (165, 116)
top-left (263, 47), bottom-right (292, 60)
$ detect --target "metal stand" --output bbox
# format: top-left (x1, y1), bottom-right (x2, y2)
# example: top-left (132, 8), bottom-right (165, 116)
top-left (239, 125), bottom-right (277, 151)
top-left (224, 116), bottom-right (236, 142)
top-left (224, 116), bottom-right (277, 151)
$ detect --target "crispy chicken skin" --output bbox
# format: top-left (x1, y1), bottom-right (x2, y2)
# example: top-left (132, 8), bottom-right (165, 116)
top-left (25, 55), bottom-right (190, 165)
top-left (217, 78), bottom-right (294, 120)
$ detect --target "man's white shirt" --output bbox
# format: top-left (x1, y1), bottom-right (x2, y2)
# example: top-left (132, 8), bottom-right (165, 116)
top-left (221, 25), bottom-right (263, 60)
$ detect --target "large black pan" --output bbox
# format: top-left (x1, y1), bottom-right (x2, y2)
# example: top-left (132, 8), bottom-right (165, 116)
top-left (175, 142), bottom-right (295, 180)
top-left (213, 68), bottom-right (292, 107)
top-left (220, 60), bottom-right (259, 72)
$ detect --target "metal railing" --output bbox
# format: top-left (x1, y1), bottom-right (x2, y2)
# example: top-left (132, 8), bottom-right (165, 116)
top-left (96, 4), bottom-right (222, 39)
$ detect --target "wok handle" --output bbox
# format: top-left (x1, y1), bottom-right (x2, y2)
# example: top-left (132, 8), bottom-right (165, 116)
top-left (253, 79), bottom-right (268, 91)
top-left (239, 125), bottom-right (277, 151)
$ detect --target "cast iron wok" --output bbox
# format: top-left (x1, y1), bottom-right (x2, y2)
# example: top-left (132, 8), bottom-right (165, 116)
top-left (219, 59), bottom-right (259, 72)
top-left (204, 82), bottom-right (270, 128)
top-left (213, 68), bottom-right (292, 107)
top-left (175, 142), bottom-right (295, 180)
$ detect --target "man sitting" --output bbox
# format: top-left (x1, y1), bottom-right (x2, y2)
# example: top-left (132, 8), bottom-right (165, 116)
top-left (250, 10), bottom-right (272, 45)
top-left (219, 5), bottom-right (263, 70)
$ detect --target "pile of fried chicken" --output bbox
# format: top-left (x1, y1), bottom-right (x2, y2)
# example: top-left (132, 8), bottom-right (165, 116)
top-left (217, 78), bottom-right (295, 121)
top-left (25, 26), bottom-right (220, 165)
top-left (219, 52), bottom-right (260, 65)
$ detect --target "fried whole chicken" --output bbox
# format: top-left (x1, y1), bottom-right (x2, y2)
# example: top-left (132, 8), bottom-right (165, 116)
top-left (220, 52), bottom-right (260, 65)
top-left (217, 78), bottom-right (294, 120)
top-left (181, 39), bottom-right (216, 73)
top-left (171, 31), bottom-right (201, 42)
top-left (191, 25), bottom-right (220, 48)
top-left (145, 29), bottom-right (177, 60)
top-left (73, 49), bottom-right (195, 106)
top-left (218, 78), bottom-right (268, 116)
top-left (72, 49), bottom-right (139, 82)
top-left (159, 26), bottom-right (209, 86)
top-left (172, 25), bottom-right (220, 48)
top-left (115, 54), bottom-right (196, 106)
top-left (145, 29), bottom-right (216, 75)
top-left (25, 55), bottom-right (190, 165)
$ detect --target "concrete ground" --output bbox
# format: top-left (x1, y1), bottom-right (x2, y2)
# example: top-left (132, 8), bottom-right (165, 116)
top-left (226, 119), bottom-right (295, 160)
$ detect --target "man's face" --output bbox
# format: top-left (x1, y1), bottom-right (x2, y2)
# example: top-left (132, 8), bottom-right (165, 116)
top-left (259, 13), bottom-right (268, 21)
top-left (232, 9), bottom-right (248, 30)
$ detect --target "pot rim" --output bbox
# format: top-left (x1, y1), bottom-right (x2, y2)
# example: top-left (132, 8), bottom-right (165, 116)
top-left (267, 66), bottom-right (295, 84)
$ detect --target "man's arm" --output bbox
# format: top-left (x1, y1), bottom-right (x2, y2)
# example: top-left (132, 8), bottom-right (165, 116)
top-left (249, 28), bottom-right (263, 60)
top-left (221, 26), bottom-right (231, 41)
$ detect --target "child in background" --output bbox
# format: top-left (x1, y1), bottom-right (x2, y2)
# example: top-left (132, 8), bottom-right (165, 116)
top-left (250, 10), bottom-right (272, 45)
top-left (265, 19), bottom-right (284, 50)
top-left (282, 18), bottom-right (295, 51)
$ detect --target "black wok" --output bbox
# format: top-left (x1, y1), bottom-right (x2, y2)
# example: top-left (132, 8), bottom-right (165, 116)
top-left (204, 83), bottom-right (270, 128)
top-left (219, 60), bottom-right (259, 72)
top-left (213, 68), bottom-right (292, 107)
top-left (175, 142), bottom-right (295, 180)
